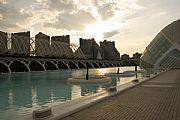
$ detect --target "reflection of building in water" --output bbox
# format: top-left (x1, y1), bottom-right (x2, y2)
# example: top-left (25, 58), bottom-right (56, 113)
top-left (0, 75), bottom-right (32, 110)
top-left (80, 84), bottom-right (100, 96)
top-left (96, 85), bottom-right (103, 92)
top-left (31, 86), bottom-right (38, 109)
top-left (0, 87), bottom-right (9, 111)
top-left (34, 74), bottom-right (71, 104)
top-left (115, 77), bottom-right (121, 85)
top-left (71, 70), bottom-right (85, 78)
top-left (0, 75), bottom-right (12, 111)
top-left (8, 89), bottom-right (13, 108)
top-left (71, 85), bottom-right (81, 100)
top-left (12, 85), bottom-right (32, 107)
top-left (110, 77), bottom-right (118, 86)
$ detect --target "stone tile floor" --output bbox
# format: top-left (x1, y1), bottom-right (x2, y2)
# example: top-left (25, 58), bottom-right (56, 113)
top-left (61, 69), bottom-right (180, 120)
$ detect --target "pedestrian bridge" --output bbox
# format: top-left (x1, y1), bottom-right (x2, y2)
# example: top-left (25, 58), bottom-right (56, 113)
top-left (0, 57), bottom-right (139, 73)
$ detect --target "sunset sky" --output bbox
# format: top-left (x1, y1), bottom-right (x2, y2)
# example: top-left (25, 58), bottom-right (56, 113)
top-left (0, 0), bottom-right (180, 56)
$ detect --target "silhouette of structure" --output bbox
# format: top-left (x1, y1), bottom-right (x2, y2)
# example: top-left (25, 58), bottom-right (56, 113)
top-left (35, 32), bottom-right (51, 57)
top-left (51, 35), bottom-right (70, 44)
top-left (50, 35), bottom-right (73, 58)
top-left (0, 30), bottom-right (139, 73)
top-left (133, 52), bottom-right (142, 59)
top-left (11, 31), bottom-right (30, 56)
top-left (70, 43), bottom-right (87, 59)
top-left (0, 31), bottom-right (8, 55)
top-left (140, 19), bottom-right (180, 69)
top-left (79, 38), bottom-right (102, 59)
top-left (100, 40), bottom-right (120, 60)
top-left (121, 54), bottom-right (129, 60)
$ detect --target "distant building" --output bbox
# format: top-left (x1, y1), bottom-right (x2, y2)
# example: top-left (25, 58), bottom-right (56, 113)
top-left (11, 31), bottom-right (30, 56)
top-left (100, 40), bottom-right (120, 60)
top-left (121, 54), bottom-right (129, 60)
top-left (51, 35), bottom-right (73, 58)
top-left (133, 52), bottom-right (142, 59)
top-left (79, 38), bottom-right (102, 59)
top-left (0, 31), bottom-right (8, 55)
top-left (35, 32), bottom-right (51, 57)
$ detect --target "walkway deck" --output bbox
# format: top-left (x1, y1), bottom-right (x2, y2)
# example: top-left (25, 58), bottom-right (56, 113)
top-left (61, 69), bottom-right (180, 120)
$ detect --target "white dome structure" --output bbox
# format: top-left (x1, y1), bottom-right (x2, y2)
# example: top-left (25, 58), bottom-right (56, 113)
top-left (140, 19), bottom-right (180, 69)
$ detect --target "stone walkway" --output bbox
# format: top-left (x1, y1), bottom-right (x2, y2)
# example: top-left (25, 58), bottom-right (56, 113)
top-left (61, 69), bottom-right (180, 120)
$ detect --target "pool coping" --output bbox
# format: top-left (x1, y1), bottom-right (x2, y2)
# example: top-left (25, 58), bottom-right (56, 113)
top-left (17, 70), bottom-right (166, 120)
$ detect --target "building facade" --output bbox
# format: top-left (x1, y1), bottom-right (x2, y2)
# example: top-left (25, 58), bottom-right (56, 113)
top-left (11, 31), bottom-right (30, 56)
top-left (140, 19), bottom-right (180, 69)
top-left (35, 32), bottom-right (51, 57)
top-left (51, 35), bottom-right (73, 58)
top-left (79, 38), bottom-right (102, 59)
top-left (100, 40), bottom-right (120, 60)
top-left (0, 31), bottom-right (8, 55)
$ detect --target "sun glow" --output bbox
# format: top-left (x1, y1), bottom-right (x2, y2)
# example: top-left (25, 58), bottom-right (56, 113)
top-left (85, 22), bottom-right (109, 41)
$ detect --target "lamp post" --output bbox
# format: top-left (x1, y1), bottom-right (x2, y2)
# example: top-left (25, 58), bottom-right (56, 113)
top-left (86, 67), bottom-right (89, 80)
top-left (117, 68), bottom-right (120, 74)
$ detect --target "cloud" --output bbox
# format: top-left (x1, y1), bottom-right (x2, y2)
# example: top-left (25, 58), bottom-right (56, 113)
top-left (0, 0), bottom-right (57, 32)
top-left (0, 13), bottom-right (2, 20)
top-left (48, 0), bottom-right (77, 13)
top-left (91, 0), bottom-right (143, 21)
top-left (0, 0), bottom-right (143, 38)
top-left (0, 2), bottom-right (33, 32)
top-left (155, 12), bottom-right (167, 16)
top-left (0, 0), bottom-right (7, 5)
top-left (0, 21), bottom-right (23, 32)
top-left (34, 0), bottom-right (43, 3)
top-left (43, 10), bottom-right (96, 30)
top-left (43, 0), bottom-right (98, 30)
top-left (103, 30), bottom-right (120, 38)
top-left (91, 0), bottom-right (115, 20)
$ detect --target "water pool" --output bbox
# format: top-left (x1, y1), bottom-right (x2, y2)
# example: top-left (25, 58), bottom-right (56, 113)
top-left (0, 67), bottom-right (147, 120)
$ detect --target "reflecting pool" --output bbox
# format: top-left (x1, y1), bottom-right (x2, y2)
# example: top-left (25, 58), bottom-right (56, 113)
top-left (0, 67), bottom-right (147, 120)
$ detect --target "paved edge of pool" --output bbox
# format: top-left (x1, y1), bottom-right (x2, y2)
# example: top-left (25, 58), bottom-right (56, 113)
top-left (18, 70), bottom-right (167, 120)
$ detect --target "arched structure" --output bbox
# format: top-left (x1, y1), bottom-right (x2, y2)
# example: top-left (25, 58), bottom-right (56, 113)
top-left (68, 61), bottom-right (78, 69)
top-left (29, 61), bottom-right (45, 71)
top-left (10, 60), bottom-right (29, 72)
top-left (93, 62), bottom-right (100, 68)
top-left (0, 56), bottom-right (138, 73)
top-left (45, 61), bottom-right (58, 70)
top-left (140, 19), bottom-right (180, 69)
top-left (78, 62), bottom-right (86, 69)
top-left (86, 62), bottom-right (94, 68)
top-left (57, 61), bottom-right (69, 69)
top-left (0, 61), bottom-right (9, 73)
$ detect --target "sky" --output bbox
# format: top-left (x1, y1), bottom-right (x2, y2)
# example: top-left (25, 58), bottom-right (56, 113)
top-left (0, 0), bottom-right (180, 56)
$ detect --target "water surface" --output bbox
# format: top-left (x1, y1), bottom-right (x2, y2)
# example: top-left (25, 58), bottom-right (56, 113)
top-left (0, 67), bottom-right (147, 120)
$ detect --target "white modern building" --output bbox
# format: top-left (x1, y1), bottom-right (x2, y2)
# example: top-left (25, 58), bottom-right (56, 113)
top-left (140, 19), bottom-right (180, 69)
